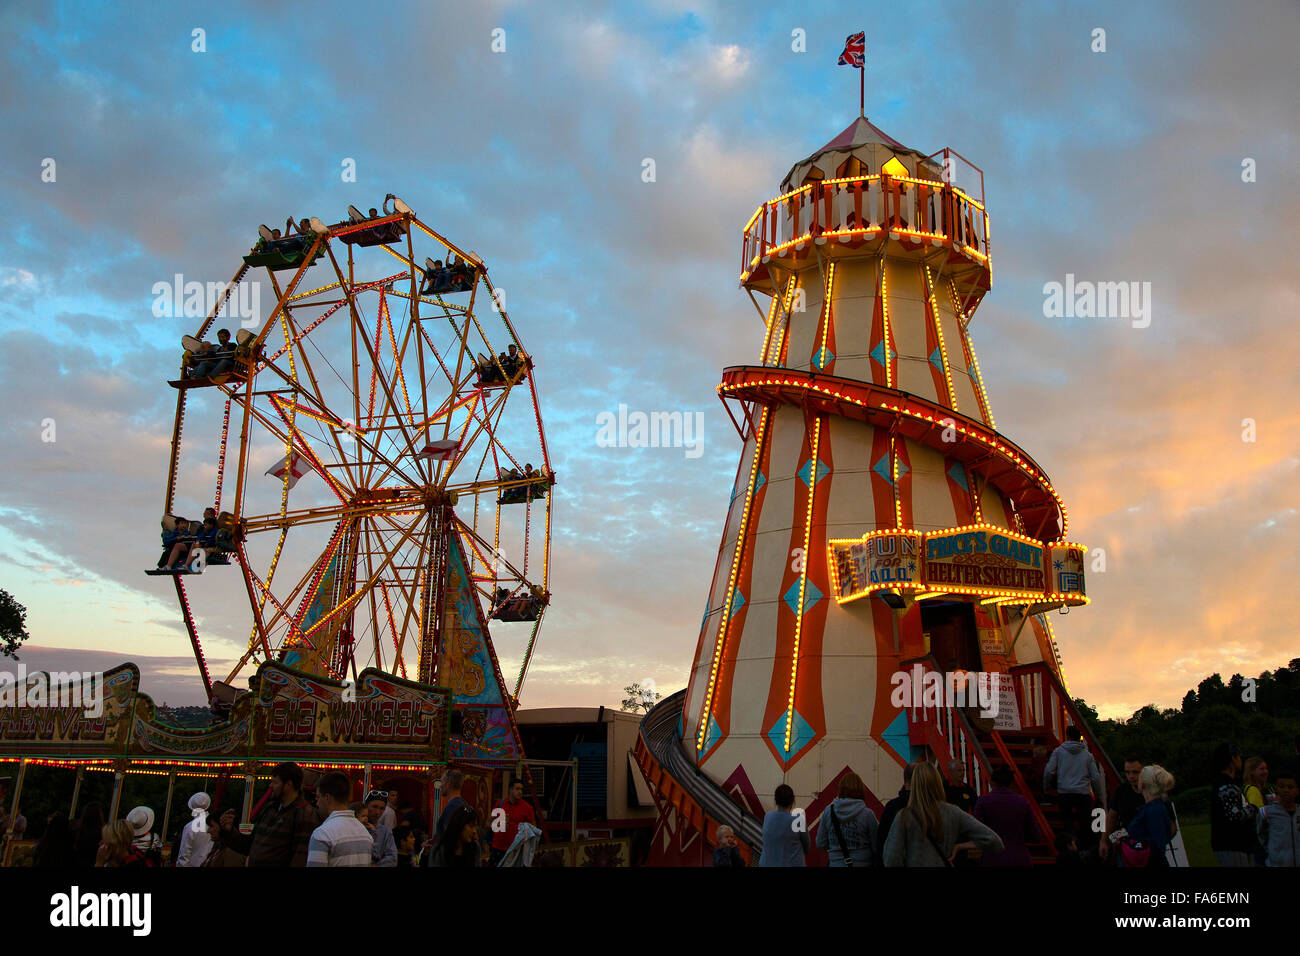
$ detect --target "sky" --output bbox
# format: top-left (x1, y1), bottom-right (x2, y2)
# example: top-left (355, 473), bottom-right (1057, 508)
top-left (0, 0), bottom-right (1297, 718)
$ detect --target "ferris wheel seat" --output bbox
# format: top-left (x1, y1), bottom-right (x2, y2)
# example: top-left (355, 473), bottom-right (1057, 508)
top-left (420, 268), bottom-right (475, 296)
top-left (474, 355), bottom-right (532, 389)
top-left (168, 364), bottom-right (250, 389)
top-left (338, 219), bottom-right (408, 248)
top-left (497, 483), bottom-right (548, 505)
top-left (243, 235), bottom-right (323, 271)
top-left (491, 592), bottom-right (549, 622)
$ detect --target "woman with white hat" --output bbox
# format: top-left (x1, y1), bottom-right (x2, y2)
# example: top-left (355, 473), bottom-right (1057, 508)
top-left (176, 793), bottom-right (213, 867)
top-left (125, 806), bottom-right (162, 867)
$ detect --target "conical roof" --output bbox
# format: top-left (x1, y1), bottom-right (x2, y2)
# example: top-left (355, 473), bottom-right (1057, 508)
top-left (780, 116), bottom-right (928, 190)
top-left (820, 116), bottom-right (909, 153)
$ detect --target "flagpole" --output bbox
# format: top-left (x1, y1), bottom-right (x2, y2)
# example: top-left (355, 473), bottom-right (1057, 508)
top-left (860, 65), bottom-right (865, 117)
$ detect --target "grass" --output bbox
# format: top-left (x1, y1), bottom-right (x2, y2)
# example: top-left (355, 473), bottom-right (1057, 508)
top-left (1177, 815), bottom-right (1214, 867)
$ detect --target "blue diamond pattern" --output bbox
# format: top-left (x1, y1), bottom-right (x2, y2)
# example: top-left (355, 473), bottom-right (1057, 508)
top-left (783, 579), bottom-right (823, 616)
top-left (728, 590), bottom-right (746, 619)
top-left (754, 470), bottom-right (766, 493)
top-left (813, 347), bottom-right (836, 370)
top-left (797, 458), bottom-right (829, 487)
top-left (700, 714), bottom-right (722, 753)
top-left (870, 341), bottom-right (896, 367)
top-left (946, 462), bottom-right (969, 491)
top-left (872, 456), bottom-right (909, 485)
top-left (767, 708), bottom-right (816, 757)
top-left (929, 347), bottom-right (944, 372)
top-left (881, 709), bottom-right (914, 764)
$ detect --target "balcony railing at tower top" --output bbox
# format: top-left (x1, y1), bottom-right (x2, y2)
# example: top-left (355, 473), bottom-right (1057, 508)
top-left (740, 174), bottom-right (990, 281)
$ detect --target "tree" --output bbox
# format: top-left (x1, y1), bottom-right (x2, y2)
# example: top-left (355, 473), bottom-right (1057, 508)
top-left (621, 681), bottom-right (661, 714)
top-left (0, 589), bottom-right (29, 660)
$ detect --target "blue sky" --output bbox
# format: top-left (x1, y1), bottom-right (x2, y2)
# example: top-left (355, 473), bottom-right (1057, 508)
top-left (1, 0), bottom-right (1298, 714)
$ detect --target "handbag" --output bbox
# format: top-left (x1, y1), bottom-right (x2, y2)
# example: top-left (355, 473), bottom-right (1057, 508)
top-left (828, 810), bottom-right (854, 867)
top-left (926, 831), bottom-right (953, 867)
top-left (1120, 838), bottom-right (1151, 867)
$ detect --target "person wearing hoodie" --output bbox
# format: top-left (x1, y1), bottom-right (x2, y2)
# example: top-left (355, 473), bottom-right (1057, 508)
top-left (1044, 725), bottom-right (1104, 848)
top-left (815, 772), bottom-right (879, 867)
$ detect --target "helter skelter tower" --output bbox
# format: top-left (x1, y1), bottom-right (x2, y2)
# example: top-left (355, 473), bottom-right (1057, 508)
top-left (635, 114), bottom-right (1112, 865)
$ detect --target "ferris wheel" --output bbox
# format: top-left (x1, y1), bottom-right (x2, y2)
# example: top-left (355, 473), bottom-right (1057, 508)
top-left (150, 196), bottom-right (553, 709)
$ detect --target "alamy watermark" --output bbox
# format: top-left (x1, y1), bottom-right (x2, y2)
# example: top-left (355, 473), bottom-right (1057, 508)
top-left (1042, 273), bottom-right (1151, 328)
top-left (596, 404), bottom-right (704, 459)
top-left (0, 666), bottom-right (105, 718)
top-left (152, 274), bottom-right (262, 328)
top-left (889, 664), bottom-right (1001, 718)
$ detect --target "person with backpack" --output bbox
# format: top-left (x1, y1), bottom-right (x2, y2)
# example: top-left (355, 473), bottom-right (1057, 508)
top-left (814, 772), bottom-right (878, 867)
top-left (882, 762), bottom-right (1003, 867)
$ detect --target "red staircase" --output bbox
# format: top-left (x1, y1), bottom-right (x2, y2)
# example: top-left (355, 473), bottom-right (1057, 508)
top-left (903, 656), bottom-right (1119, 865)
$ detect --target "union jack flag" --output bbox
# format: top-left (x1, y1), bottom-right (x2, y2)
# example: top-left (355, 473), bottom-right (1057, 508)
top-left (838, 31), bottom-right (865, 68)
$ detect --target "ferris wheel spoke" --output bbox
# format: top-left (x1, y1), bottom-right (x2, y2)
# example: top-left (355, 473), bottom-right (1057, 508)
top-left (319, 243), bottom-right (429, 492)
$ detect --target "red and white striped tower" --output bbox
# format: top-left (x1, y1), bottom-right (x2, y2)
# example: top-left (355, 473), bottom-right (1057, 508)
top-left (637, 116), bottom-right (1104, 865)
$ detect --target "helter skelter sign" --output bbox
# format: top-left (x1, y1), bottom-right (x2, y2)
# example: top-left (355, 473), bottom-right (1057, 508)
top-left (828, 524), bottom-right (1087, 607)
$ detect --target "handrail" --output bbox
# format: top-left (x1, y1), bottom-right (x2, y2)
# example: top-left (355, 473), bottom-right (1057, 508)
top-left (741, 175), bottom-right (991, 278)
top-left (899, 655), bottom-right (996, 795)
top-left (901, 654), bottom-right (1055, 857)
top-left (636, 690), bottom-right (764, 854)
top-left (1010, 660), bottom-right (1120, 798)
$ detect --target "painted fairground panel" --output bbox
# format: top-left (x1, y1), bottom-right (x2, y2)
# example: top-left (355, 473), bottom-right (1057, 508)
top-left (440, 536), bottom-right (524, 763)
top-left (251, 661), bottom-right (451, 764)
top-left (130, 689), bottom-right (253, 758)
top-left (0, 662), bottom-right (138, 758)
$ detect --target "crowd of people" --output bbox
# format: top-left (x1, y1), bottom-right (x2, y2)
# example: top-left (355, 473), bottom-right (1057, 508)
top-left (18, 764), bottom-right (542, 869)
top-left (12, 737), bottom-right (1295, 870)
top-left (736, 731), bottom-right (1299, 868)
